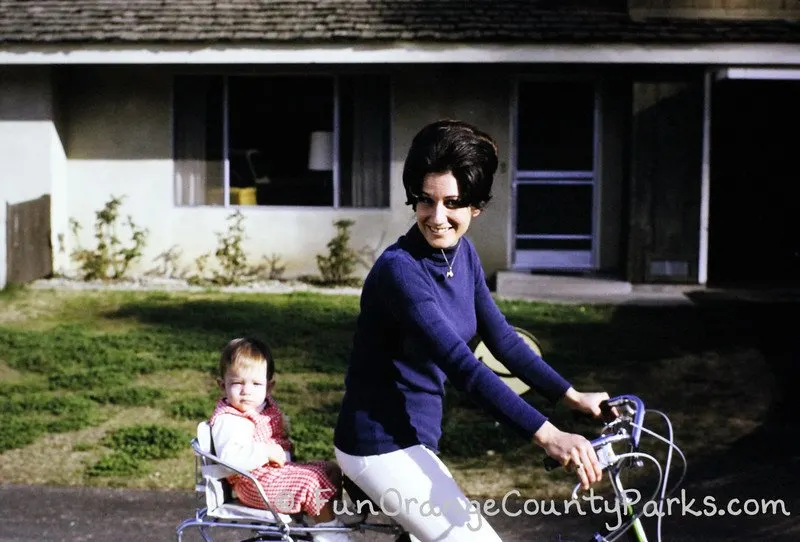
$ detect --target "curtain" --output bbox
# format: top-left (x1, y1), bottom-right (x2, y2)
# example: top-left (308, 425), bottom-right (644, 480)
top-left (174, 76), bottom-right (224, 206)
top-left (349, 75), bottom-right (390, 208)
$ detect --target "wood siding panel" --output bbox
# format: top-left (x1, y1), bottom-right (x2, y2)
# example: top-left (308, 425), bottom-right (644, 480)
top-left (628, 81), bottom-right (703, 283)
top-left (6, 195), bottom-right (52, 284)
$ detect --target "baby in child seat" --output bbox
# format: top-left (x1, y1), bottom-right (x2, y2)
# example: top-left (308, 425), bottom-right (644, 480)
top-left (209, 337), bottom-right (354, 542)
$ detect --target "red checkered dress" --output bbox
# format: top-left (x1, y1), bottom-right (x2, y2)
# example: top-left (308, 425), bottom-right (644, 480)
top-left (209, 398), bottom-right (338, 516)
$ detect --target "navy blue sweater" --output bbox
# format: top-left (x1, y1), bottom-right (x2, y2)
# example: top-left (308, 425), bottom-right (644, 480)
top-left (334, 226), bottom-right (571, 456)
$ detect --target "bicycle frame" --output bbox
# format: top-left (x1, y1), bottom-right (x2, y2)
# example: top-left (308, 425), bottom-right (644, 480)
top-left (593, 395), bottom-right (648, 542)
top-left (553, 394), bottom-right (685, 542)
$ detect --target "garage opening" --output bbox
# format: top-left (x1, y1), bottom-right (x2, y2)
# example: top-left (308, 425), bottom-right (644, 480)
top-left (708, 79), bottom-right (800, 286)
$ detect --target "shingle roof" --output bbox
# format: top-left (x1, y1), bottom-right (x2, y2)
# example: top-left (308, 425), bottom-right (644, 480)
top-left (1, 0), bottom-right (799, 45)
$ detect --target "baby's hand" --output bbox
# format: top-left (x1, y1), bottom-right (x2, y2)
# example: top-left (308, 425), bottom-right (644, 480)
top-left (265, 442), bottom-right (287, 467)
top-left (268, 455), bottom-right (285, 467)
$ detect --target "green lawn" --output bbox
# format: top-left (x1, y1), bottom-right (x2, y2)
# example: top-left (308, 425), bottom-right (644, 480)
top-left (0, 286), bottom-right (792, 499)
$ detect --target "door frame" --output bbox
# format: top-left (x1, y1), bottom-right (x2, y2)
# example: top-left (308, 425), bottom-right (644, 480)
top-left (509, 74), bottom-right (603, 271)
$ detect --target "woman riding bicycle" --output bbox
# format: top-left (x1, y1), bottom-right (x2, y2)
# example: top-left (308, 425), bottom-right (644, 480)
top-left (333, 119), bottom-right (611, 541)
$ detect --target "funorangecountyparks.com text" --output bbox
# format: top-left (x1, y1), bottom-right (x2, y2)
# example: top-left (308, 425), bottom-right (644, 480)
top-left (313, 488), bottom-right (790, 532)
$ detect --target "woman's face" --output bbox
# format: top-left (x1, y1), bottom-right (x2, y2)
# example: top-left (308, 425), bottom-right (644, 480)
top-left (415, 172), bottom-right (481, 249)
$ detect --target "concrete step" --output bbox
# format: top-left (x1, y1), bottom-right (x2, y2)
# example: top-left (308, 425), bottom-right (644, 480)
top-left (496, 271), bottom-right (633, 298)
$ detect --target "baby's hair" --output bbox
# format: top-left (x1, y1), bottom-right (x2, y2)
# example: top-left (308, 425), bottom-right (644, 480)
top-left (219, 337), bottom-right (275, 382)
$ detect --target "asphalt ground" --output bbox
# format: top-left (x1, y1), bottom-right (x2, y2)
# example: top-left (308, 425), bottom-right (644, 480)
top-left (1, 472), bottom-right (798, 542)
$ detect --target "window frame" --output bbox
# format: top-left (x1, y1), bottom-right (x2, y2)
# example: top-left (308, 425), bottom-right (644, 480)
top-left (172, 70), bottom-right (392, 210)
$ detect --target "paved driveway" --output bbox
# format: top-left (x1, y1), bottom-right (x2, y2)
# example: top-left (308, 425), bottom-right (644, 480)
top-left (1, 475), bottom-right (797, 542)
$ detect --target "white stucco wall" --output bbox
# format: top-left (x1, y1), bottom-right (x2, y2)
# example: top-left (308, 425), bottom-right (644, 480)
top-left (61, 66), bottom-right (416, 280)
top-left (0, 66), bottom-right (66, 287)
top-left (59, 65), bottom-right (516, 282)
top-left (7, 64), bottom-right (631, 286)
top-left (393, 65), bottom-right (513, 276)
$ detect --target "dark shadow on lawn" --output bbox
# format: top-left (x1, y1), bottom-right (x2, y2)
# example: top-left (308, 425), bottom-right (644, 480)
top-left (577, 294), bottom-right (800, 541)
top-left (104, 291), bottom-right (799, 539)
top-left (659, 293), bottom-right (800, 541)
top-left (496, 293), bottom-right (800, 540)
top-left (104, 295), bottom-right (359, 374)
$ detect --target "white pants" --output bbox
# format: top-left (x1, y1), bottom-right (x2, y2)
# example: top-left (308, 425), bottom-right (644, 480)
top-left (335, 445), bottom-right (502, 542)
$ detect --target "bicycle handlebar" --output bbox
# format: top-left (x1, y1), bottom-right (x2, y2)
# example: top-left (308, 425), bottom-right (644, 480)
top-left (541, 394), bottom-right (685, 542)
top-left (604, 394), bottom-right (645, 447)
top-left (542, 394), bottom-right (646, 472)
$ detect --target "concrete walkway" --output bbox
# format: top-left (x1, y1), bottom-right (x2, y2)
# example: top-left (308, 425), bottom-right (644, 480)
top-left (494, 271), bottom-right (800, 306)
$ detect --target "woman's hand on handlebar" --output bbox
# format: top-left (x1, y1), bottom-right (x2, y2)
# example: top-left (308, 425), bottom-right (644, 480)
top-left (562, 387), bottom-right (611, 418)
top-left (533, 421), bottom-right (603, 490)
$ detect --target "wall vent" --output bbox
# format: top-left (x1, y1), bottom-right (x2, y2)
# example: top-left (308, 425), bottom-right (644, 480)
top-left (650, 260), bottom-right (689, 278)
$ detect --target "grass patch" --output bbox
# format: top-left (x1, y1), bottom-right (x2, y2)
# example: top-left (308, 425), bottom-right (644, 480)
top-left (87, 386), bottom-right (166, 406)
top-left (0, 287), bottom-right (794, 498)
top-left (86, 451), bottom-right (148, 478)
top-left (103, 424), bottom-right (189, 460)
top-left (0, 392), bottom-right (102, 452)
top-left (0, 361), bottom-right (31, 384)
top-left (168, 395), bottom-right (218, 421)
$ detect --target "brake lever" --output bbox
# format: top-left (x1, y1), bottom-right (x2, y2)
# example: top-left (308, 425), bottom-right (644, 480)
top-left (600, 399), bottom-right (620, 423)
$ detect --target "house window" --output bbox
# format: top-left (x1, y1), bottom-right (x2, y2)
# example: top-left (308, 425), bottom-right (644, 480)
top-left (173, 74), bottom-right (391, 208)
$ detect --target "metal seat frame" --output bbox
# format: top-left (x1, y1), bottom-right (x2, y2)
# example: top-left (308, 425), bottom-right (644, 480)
top-left (176, 422), bottom-right (409, 542)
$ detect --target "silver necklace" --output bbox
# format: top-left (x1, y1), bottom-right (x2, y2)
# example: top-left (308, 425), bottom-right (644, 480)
top-left (441, 243), bottom-right (459, 278)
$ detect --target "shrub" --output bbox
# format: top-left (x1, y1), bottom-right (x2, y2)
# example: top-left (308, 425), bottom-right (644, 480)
top-left (314, 219), bottom-right (361, 286)
top-left (212, 210), bottom-right (249, 286)
top-left (188, 211), bottom-right (289, 286)
top-left (69, 195), bottom-right (148, 280)
top-left (249, 254), bottom-right (287, 281)
top-left (149, 245), bottom-right (184, 278)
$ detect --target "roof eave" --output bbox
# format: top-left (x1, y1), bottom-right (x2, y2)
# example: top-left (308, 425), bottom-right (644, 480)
top-left (1, 41), bottom-right (800, 66)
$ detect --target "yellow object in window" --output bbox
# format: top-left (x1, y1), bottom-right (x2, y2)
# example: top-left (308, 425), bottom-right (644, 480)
top-left (230, 187), bottom-right (257, 205)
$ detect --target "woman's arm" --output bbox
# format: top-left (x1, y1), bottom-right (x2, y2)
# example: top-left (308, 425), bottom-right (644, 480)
top-left (472, 261), bottom-right (610, 417)
top-left (383, 253), bottom-right (606, 488)
top-left (561, 388), bottom-right (610, 417)
top-left (212, 414), bottom-right (287, 469)
top-left (472, 254), bottom-right (570, 402)
top-left (382, 259), bottom-right (549, 436)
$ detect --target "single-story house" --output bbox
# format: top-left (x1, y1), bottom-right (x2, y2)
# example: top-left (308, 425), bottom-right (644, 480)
top-left (2, 0), bottom-right (799, 290)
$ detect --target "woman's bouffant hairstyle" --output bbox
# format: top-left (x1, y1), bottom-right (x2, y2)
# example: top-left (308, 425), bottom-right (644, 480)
top-left (402, 119), bottom-right (498, 210)
top-left (219, 337), bottom-right (275, 382)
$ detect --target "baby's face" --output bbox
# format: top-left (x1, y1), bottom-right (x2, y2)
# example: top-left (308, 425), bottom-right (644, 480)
top-left (221, 363), bottom-right (269, 413)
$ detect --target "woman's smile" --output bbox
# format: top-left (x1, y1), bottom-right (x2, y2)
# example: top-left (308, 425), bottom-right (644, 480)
top-left (415, 172), bottom-right (480, 249)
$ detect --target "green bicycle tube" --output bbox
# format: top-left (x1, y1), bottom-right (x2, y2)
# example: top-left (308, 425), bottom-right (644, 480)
top-left (627, 506), bottom-right (647, 542)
